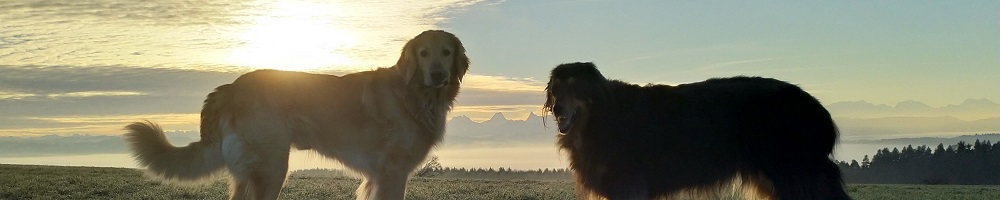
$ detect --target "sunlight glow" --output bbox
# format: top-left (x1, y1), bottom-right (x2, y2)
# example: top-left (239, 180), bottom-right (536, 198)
top-left (228, 1), bottom-right (360, 71)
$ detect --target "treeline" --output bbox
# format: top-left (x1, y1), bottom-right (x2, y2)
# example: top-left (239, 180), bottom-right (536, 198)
top-left (291, 167), bottom-right (572, 181)
top-left (431, 167), bottom-right (571, 181)
top-left (837, 140), bottom-right (1000, 185)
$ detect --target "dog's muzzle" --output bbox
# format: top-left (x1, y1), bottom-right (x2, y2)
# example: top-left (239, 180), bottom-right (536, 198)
top-left (557, 108), bottom-right (578, 134)
top-left (429, 69), bottom-right (449, 88)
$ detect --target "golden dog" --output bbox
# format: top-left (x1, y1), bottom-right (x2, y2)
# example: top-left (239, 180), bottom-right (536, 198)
top-left (125, 30), bottom-right (469, 200)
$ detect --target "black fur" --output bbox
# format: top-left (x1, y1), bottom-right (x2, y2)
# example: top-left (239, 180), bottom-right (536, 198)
top-left (545, 62), bottom-right (851, 200)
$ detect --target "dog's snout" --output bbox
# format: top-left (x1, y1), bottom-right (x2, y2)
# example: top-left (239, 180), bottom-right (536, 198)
top-left (430, 70), bottom-right (445, 83)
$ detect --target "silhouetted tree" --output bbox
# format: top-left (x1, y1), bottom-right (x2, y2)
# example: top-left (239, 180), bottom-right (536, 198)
top-left (838, 138), bottom-right (1000, 185)
top-left (414, 155), bottom-right (443, 178)
top-left (861, 155), bottom-right (871, 169)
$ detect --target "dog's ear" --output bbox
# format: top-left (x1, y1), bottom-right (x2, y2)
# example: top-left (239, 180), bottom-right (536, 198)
top-left (396, 35), bottom-right (420, 86)
top-left (543, 80), bottom-right (557, 112)
top-left (449, 32), bottom-right (470, 82)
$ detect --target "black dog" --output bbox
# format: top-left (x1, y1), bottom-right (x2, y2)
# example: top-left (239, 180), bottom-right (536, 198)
top-left (544, 62), bottom-right (851, 199)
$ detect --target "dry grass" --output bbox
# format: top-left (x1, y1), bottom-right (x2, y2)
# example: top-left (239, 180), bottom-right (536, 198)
top-left (2, 164), bottom-right (999, 200)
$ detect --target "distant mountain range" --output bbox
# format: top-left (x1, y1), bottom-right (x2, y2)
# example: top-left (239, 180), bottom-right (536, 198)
top-left (826, 98), bottom-right (999, 121)
top-left (443, 112), bottom-right (559, 147)
top-left (843, 133), bottom-right (1000, 146)
top-left (1, 99), bottom-right (996, 157)
top-left (834, 116), bottom-right (999, 138)
top-left (824, 99), bottom-right (999, 138)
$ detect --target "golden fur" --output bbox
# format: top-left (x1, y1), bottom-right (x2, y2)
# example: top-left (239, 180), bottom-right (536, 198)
top-left (125, 30), bottom-right (469, 200)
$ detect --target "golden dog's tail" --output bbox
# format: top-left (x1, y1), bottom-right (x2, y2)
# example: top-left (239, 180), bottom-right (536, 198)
top-left (124, 121), bottom-right (224, 182)
top-left (124, 84), bottom-right (232, 182)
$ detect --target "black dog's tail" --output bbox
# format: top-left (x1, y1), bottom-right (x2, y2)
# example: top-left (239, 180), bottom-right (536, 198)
top-left (761, 158), bottom-right (851, 200)
top-left (752, 83), bottom-right (851, 200)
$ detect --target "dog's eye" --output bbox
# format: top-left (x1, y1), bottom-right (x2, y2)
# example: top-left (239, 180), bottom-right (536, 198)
top-left (442, 49), bottom-right (451, 56)
top-left (419, 50), bottom-right (428, 58)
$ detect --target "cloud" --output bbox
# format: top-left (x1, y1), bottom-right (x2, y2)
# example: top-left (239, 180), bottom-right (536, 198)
top-left (692, 57), bottom-right (779, 71)
top-left (455, 88), bottom-right (545, 106)
top-left (0, 124), bottom-right (124, 137)
top-left (0, 91), bottom-right (36, 100)
top-left (0, 89), bottom-right (148, 100)
top-left (0, 65), bottom-right (238, 121)
top-left (26, 113), bottom-right (199, 125)
top-left (0, 65), bottom-right (552, 135)
top-left (0, 113), bottom-right (199, 136)
top-left (0, 0), bottom-right (253, 26)
top-left (461, 74), bottom-right (546, 92)
top-left (0, 0), bottom-right (493, 71)
top-left (447, 73), bottom-right (549, 121)
top-left (452, 105), bottom-right (544, 113)
top-left (46, 91), bottom-right (147, 99)
top-left (0, 65), bottom-right (238, 95)
top-left (611, 42), bottom-right (778, 65)
top-left (451, 105), bottom-right (545, 121)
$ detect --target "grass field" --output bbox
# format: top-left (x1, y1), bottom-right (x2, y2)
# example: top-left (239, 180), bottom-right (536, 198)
top-left (2, 164), bottom-right (999, 200)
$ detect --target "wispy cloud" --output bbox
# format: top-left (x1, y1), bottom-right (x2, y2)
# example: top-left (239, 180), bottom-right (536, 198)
top-left (46, 91), bottom-right (147, 99)
top-left (0, 125), bottom-right (124, 137)
top-left (1, 90), bottom-right (148, 100)
top-left (0, 65), bottom-right (238, 97)
top-left (692, 57), bottom-right (780, 71)
top-left (611, 41), bottom-right (782, 66)
top-left (0, 91), bottom-right (36, 100)
top-left (0, 0), bottom-right (493, 71)
top-left (462, 74), bottom-right (546, 92)
top-left (26, 113), bottom-right (198, 125)
top-left (0, 65), bottom-right (555, 135)
top-left (1, 113), bottom-right (200, 136)
top-left (452, 104), bottom-right (543, 113)
top-left (451, 74), bottom-right (547, 118)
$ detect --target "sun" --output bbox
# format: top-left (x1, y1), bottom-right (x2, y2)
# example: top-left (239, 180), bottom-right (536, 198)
top-left (227, 1), bottom-right (359, 71)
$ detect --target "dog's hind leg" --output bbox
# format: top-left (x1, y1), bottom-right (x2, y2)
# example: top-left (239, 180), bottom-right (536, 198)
top-left (223, 133), bottom-right (256, 199)
top-left (371, 171), bottom-right (409, 200)
top-left (221, 127), bottom-right (291, 200)
top-left (354, 172), bottom-right (407, 200)
top-left (364, 153), bottom-right (419, 200)
top-left (251, 144), bottom-right (290, 200)
top-left (229, 178), bottom-right (252, 200)
top-left (355, 178), bottom-right (376, 200)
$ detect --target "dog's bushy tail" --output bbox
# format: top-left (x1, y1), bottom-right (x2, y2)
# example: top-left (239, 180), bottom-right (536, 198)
top-left (124, 121), bottom-right (224, 182)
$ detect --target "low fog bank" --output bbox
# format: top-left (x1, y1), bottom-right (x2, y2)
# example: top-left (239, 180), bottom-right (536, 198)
top-left (1, 112), bottom-right (996, 170)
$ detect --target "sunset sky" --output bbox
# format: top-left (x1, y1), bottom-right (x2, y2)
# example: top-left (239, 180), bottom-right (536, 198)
top-left (0, 0), bottom-right (1000, 169)
top-left (0, 0), bottom-right (997, 169)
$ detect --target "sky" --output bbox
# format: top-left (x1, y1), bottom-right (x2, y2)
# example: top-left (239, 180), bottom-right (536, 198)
top-left (0, 0), bottom-right (998, 169)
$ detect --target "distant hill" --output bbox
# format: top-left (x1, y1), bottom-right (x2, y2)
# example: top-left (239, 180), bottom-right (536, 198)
top-left (843, 133), bottom-right (1000, 146)
top-left (1, 108), bottom-right (995, 157)
top-left (826, 99), bottom-right (999, 121)
top-left (835, 116), bottom-right (999, 138)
